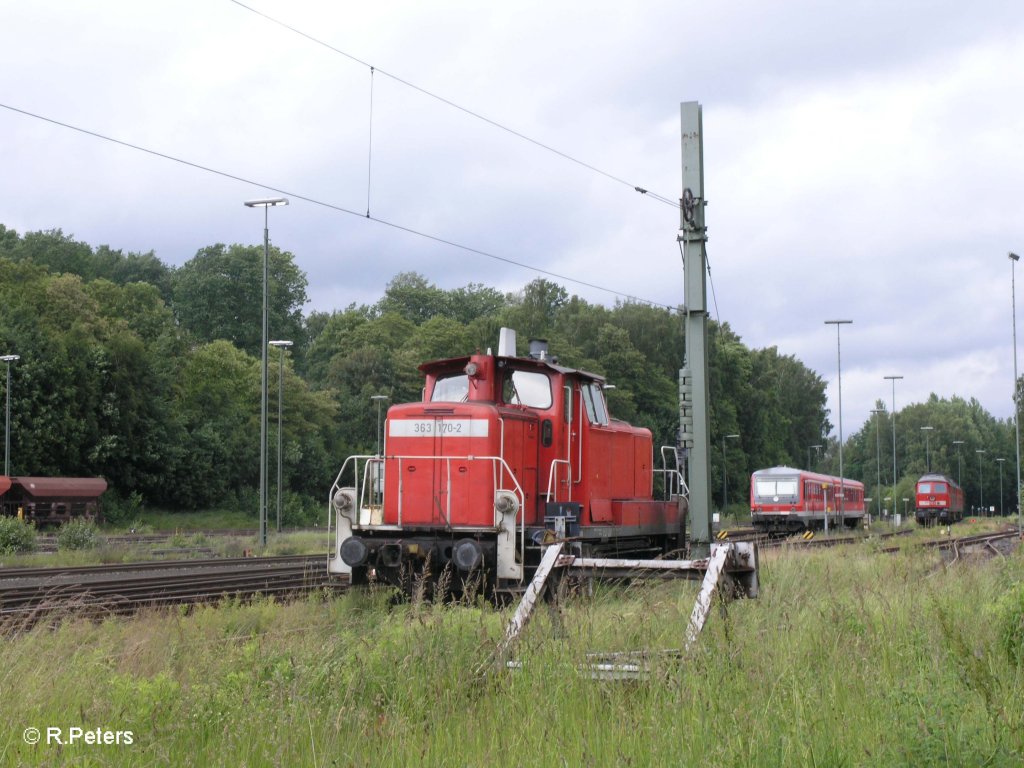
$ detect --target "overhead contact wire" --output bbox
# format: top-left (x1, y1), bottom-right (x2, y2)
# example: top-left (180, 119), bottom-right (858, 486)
top-left (228, 0), bottom-right (680, 211)
top-left (0, 102), bottom-right (680, 313)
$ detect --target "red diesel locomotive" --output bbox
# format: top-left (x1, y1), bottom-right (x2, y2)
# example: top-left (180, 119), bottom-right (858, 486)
top-left (328, 329), bottom-right (687, 596)
top-left (914, 473), bottom-right (964, 526)
top-left (750, 466), bottom-right (865, 532)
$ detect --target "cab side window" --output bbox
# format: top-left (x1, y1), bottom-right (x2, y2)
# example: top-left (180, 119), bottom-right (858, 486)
top-left (502, 370), bottom-right (552, 409)
top-left (580, 382), bottom-right (609, 426)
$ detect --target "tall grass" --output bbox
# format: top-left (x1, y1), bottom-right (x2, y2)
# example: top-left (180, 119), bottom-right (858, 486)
top-left (2, 542), bottom-right (1024, 766)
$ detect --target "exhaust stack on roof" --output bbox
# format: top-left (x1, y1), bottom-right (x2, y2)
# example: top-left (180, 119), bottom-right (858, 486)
top-left (528, 339), bottom-right (549, 360)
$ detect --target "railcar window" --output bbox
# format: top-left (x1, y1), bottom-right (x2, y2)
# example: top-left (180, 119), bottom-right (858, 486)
top-left (431, 374), bottom-right (469, 402)
top-left (502, 370), bottom-right (552, 409)
top-left (754, 479), bottom-right (798, 498)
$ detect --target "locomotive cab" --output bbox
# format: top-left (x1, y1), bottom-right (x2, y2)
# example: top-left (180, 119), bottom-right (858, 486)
top-left (328, 330), bottom-right (687, 598)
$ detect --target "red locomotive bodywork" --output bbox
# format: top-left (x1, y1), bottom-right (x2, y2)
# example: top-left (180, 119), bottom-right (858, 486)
top-left (750, 466), bottom-right (865, 532)
top-left (914, 473), bottom-right (964, 525)
top-left (329, 332), bottom-right (687, 595)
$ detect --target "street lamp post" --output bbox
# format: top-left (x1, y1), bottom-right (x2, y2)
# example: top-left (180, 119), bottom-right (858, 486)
top-left (884, 495), bottom-right (892, 519)
top-left (1011, 251), bottom-right (1021, 532)
top-left (721, 433), bottom-right (739, 512)
top-left (371, 395), bottom-right (390, 457)
top-left (244, 196), bottom-right (289, 549)
top-left (1, 354), bottom-right (19, 476)
top-left (825, 320), bottom-right (853, 527)
top-left (976, 449), bottom-right (987, 515)
top-left (870, 409), bottom-right (884, 518)
top-left (997, 457), bottom-right (1006, 517)
top-left (269, 340), bottom-right (293, 533)
top-left (902, 497), bottom-right (909, 519)
top-left (884, 375), bottom-right (903, 489)
top-left (953, 440), bottom-right (965, 486)
top-left (920, 426), bottom-right (934, 472)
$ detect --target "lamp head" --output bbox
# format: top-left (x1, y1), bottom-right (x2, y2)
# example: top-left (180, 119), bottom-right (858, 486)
top-left (245, 198), bottom-right (289, 208)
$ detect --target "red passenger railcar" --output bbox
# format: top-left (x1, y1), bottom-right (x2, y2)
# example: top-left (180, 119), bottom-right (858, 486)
top-left (750, 466), bottom-right (865, 533)
top-left (914, 473), bottom-right (964, 526)
top-left (328, 330), bottom-right (687, 597)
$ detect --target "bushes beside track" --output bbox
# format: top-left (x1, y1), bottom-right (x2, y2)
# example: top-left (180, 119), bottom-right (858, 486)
top-left (0, 517), bottom-right (37, 554)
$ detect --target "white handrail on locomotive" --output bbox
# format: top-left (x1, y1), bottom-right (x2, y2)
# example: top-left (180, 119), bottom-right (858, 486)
top-left (328, 452), bottom-right (526, 579)
top-left (656, 445), bottom-right (690, 501)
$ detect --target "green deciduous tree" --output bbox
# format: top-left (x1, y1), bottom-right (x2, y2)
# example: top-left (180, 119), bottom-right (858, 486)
top-left (171, 243), bottom-right (308, 356)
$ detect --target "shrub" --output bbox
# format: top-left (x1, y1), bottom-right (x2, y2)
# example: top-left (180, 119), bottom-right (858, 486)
top-left (0, 516), bottom-right (37, 554)
top-left (280, 491), bottom-right (322, 528)
top-left (102, 490), bottom-right (144, 526)
top-left (57, 518), bottom-right (102, 551)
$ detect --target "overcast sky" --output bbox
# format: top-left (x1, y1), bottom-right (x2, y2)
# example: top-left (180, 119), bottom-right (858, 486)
top-left (2, 0), bottom-right (1023, 438)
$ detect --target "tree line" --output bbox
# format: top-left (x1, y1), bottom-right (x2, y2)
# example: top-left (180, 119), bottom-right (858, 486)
top-left (837, 394), bottom-right (1019, 518)
top-left (0, 224), bottom-right (917, 522)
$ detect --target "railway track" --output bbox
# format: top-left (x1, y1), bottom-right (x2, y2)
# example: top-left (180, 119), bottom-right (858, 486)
top-left (32, 527), bottom-right (317, 553)
top-left (0, 554), bottom-right (345, 625)
top-left (879, 527), bottom-right (1022, 557)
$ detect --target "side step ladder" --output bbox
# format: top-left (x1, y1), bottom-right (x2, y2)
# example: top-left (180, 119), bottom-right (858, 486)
top-left (488, 541), bottom-right (759, 676)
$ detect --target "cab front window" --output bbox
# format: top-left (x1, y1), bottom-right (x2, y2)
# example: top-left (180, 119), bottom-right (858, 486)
top-left (431, 374), bottom-right (469, 402)
top-left (754, 478), bottom-right (798, 499)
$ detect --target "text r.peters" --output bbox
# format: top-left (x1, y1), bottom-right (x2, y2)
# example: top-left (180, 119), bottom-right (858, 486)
top-left (46, 727), bottom-right (135, 745)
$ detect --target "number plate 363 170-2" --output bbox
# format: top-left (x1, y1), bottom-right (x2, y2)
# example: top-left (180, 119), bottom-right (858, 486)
top-left (389, 419), bottom-right (490, 438)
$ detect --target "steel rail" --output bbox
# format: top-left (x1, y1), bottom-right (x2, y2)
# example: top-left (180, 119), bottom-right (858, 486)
top-left (0, 555), bottom-right (345, 625)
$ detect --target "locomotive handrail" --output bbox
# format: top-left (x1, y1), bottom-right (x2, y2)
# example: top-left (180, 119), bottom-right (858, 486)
top-left (658, 446), bottom-right (689, 499)
top-left (653, 469), bottom-right (688, 500)
top-left (545, 459), bottom-right (571, 504)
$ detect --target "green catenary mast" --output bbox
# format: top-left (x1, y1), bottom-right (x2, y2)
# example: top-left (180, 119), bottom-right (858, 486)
top-left (678, 101), bottom-right (713, 557)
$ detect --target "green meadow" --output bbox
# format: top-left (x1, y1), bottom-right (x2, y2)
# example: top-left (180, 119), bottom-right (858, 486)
top-left (3, 530), bottom-right (1024, 767)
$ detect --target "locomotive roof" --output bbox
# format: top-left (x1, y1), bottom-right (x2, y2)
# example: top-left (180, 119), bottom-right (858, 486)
top-left (751, 465), bottom-right (865, 487)
top-left (419, 354), bottom-right (606, 382)
top-left (917, 473), bottom-right (960, 486)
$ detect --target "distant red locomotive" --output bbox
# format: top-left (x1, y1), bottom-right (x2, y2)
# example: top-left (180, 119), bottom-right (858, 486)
top-left (750, 466), bottom-right (865, 532)
top-left (914, 473), bottom-right (964, 526)
top-left (328, 329), bottom-right (687, 597)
